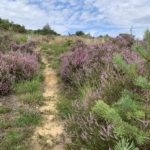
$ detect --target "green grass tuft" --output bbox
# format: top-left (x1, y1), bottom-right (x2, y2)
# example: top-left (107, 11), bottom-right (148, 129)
top-left (41, 42), bottom-right (70, 69)
top-left (4, 130), bottom-right (26, 147)
top-left (19, 91), bottom-right (44, 105)
top-left (0, 106), bottom-right (11, 114)
top-left (57, 97), bottom-right (72, 118)
top-left (14, 79), bottom-right (40, 94)
top-left (0, 120), bottom-right (11, 129)
top-left (16, 111), bottom-right (41, 127)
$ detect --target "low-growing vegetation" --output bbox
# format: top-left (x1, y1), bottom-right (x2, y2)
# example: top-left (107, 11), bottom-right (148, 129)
top-left (0, 51), bottom-right (39, 95)
top-left (0, 27), bottom-right (44, 149)
top-left (16, 110), bottom-right (41, 127)
top-left (58, 31), bottom-right (150, 149)
top-left (41, 39), bottom-right (72, 69)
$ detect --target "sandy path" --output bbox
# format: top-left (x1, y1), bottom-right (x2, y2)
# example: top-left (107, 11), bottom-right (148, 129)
top-left (31, 55), bottom-right (65, 150)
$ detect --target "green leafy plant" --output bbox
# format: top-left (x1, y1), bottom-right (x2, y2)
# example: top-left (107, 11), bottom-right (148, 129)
top-left (114, 138), bottom-right (139, 150)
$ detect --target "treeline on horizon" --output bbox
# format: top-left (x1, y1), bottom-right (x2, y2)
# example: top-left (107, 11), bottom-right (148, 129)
top-left (1, 18), bottom-right (142, 38)
top-left (0, 18), bottom-right (106, 37)
top-left (0, 18), bottom-right (59, 35)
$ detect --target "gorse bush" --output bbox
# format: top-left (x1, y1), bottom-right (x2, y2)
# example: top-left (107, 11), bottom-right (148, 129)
top-left (0, 51), bottom-right (39, 95)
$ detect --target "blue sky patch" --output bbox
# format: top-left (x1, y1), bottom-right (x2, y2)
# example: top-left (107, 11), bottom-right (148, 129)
top-left (0, 0), bottom-right (150, 38)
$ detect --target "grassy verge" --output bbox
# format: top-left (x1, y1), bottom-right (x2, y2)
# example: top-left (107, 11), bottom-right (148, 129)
top-left (41, 41), bottom-right (71, 69)
top-left (14, 74), bottom-right (44, 105)
top-left (0, 70), bottom-right (44, 149)
top-left (16, 109), bottom-right (41, 127)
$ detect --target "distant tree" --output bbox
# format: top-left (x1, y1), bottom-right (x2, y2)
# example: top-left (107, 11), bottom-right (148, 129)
top-left (0, 18), bottom-right (26, 33)
top-left (43, 24), bottom-right (51, 30)
top-left (34, 24), bottom-right (59, 36)
top-left (0, 18), bottom-right (59, 35)
top-left (75, 31), bottom-right (85, 36)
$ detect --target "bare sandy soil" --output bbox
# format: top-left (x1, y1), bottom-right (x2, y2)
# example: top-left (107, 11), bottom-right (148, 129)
top-left (31, 55), bottom-right (65, 150)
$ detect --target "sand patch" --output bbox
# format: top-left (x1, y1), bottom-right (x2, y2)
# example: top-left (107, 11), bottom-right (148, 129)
top-left (31, 55), bottom-right (65, 150)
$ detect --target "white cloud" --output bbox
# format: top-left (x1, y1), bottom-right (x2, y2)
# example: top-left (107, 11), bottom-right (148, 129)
top-left (88, 0), bottom-right (150, 27)
top-left (0, 0), bottom-right (149, 37)
top-left (0, 0), bottom-right (48, 29)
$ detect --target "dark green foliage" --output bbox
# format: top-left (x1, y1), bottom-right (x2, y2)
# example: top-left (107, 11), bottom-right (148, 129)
top-left (75, 31), bottom-right (85, 36)
top-left (0, 18), bottom-right (59, 36)
top-left (0, 18), bottom-right (26, 33)
top-left (34, 24), bottom-right (60, 35)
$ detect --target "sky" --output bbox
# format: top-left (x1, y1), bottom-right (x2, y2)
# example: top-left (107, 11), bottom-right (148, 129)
top-left (0, 0), bottom-right (150, 38)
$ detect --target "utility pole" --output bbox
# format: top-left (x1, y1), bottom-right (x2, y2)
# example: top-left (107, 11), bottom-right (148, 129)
top-left (130, 26), bottom-right (133, 35)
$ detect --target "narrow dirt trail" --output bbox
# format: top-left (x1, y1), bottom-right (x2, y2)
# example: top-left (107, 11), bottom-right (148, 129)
top-left (31, 54), bottom-right (65, 150)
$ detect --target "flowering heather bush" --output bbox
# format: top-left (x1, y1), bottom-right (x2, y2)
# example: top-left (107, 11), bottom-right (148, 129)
top-left (0, 30), bottom-right (36, 54)
top-left (60, 36), bottom-right (143, 87)
top-left (0, 57), bottom-right (14, 95)
top-left (11, 41), bottom-right (37, 53)
top-left (61, 32), bottom-right (150, 149)
top-left (113, 34), bottom-right (135, 48)
top-left (0, 51), bottom-right (39, 95)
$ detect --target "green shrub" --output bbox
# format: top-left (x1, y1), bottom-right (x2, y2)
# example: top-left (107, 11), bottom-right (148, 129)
top-left (65, 101), bottom-right (116, 150)
top-left (114, 138), bottom-right (138, 150)
top-left (92, 100), bottom-right (146, 145)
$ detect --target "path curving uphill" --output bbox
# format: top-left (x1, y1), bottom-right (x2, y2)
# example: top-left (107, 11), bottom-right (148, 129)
top-left (31, 54), bottom-right (65, 150)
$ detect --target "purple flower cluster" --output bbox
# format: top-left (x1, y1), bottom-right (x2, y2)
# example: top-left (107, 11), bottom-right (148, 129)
top-left (11, 41), bottom-right (36, 53)
top-left (60, 34), bottom-right (143, 85)
top-left (113, 34), bottom-right (135, 48)
top-left (60, 43), bottom-right (102, 84)
top-left (0, 51), bottom-right (39, 95)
